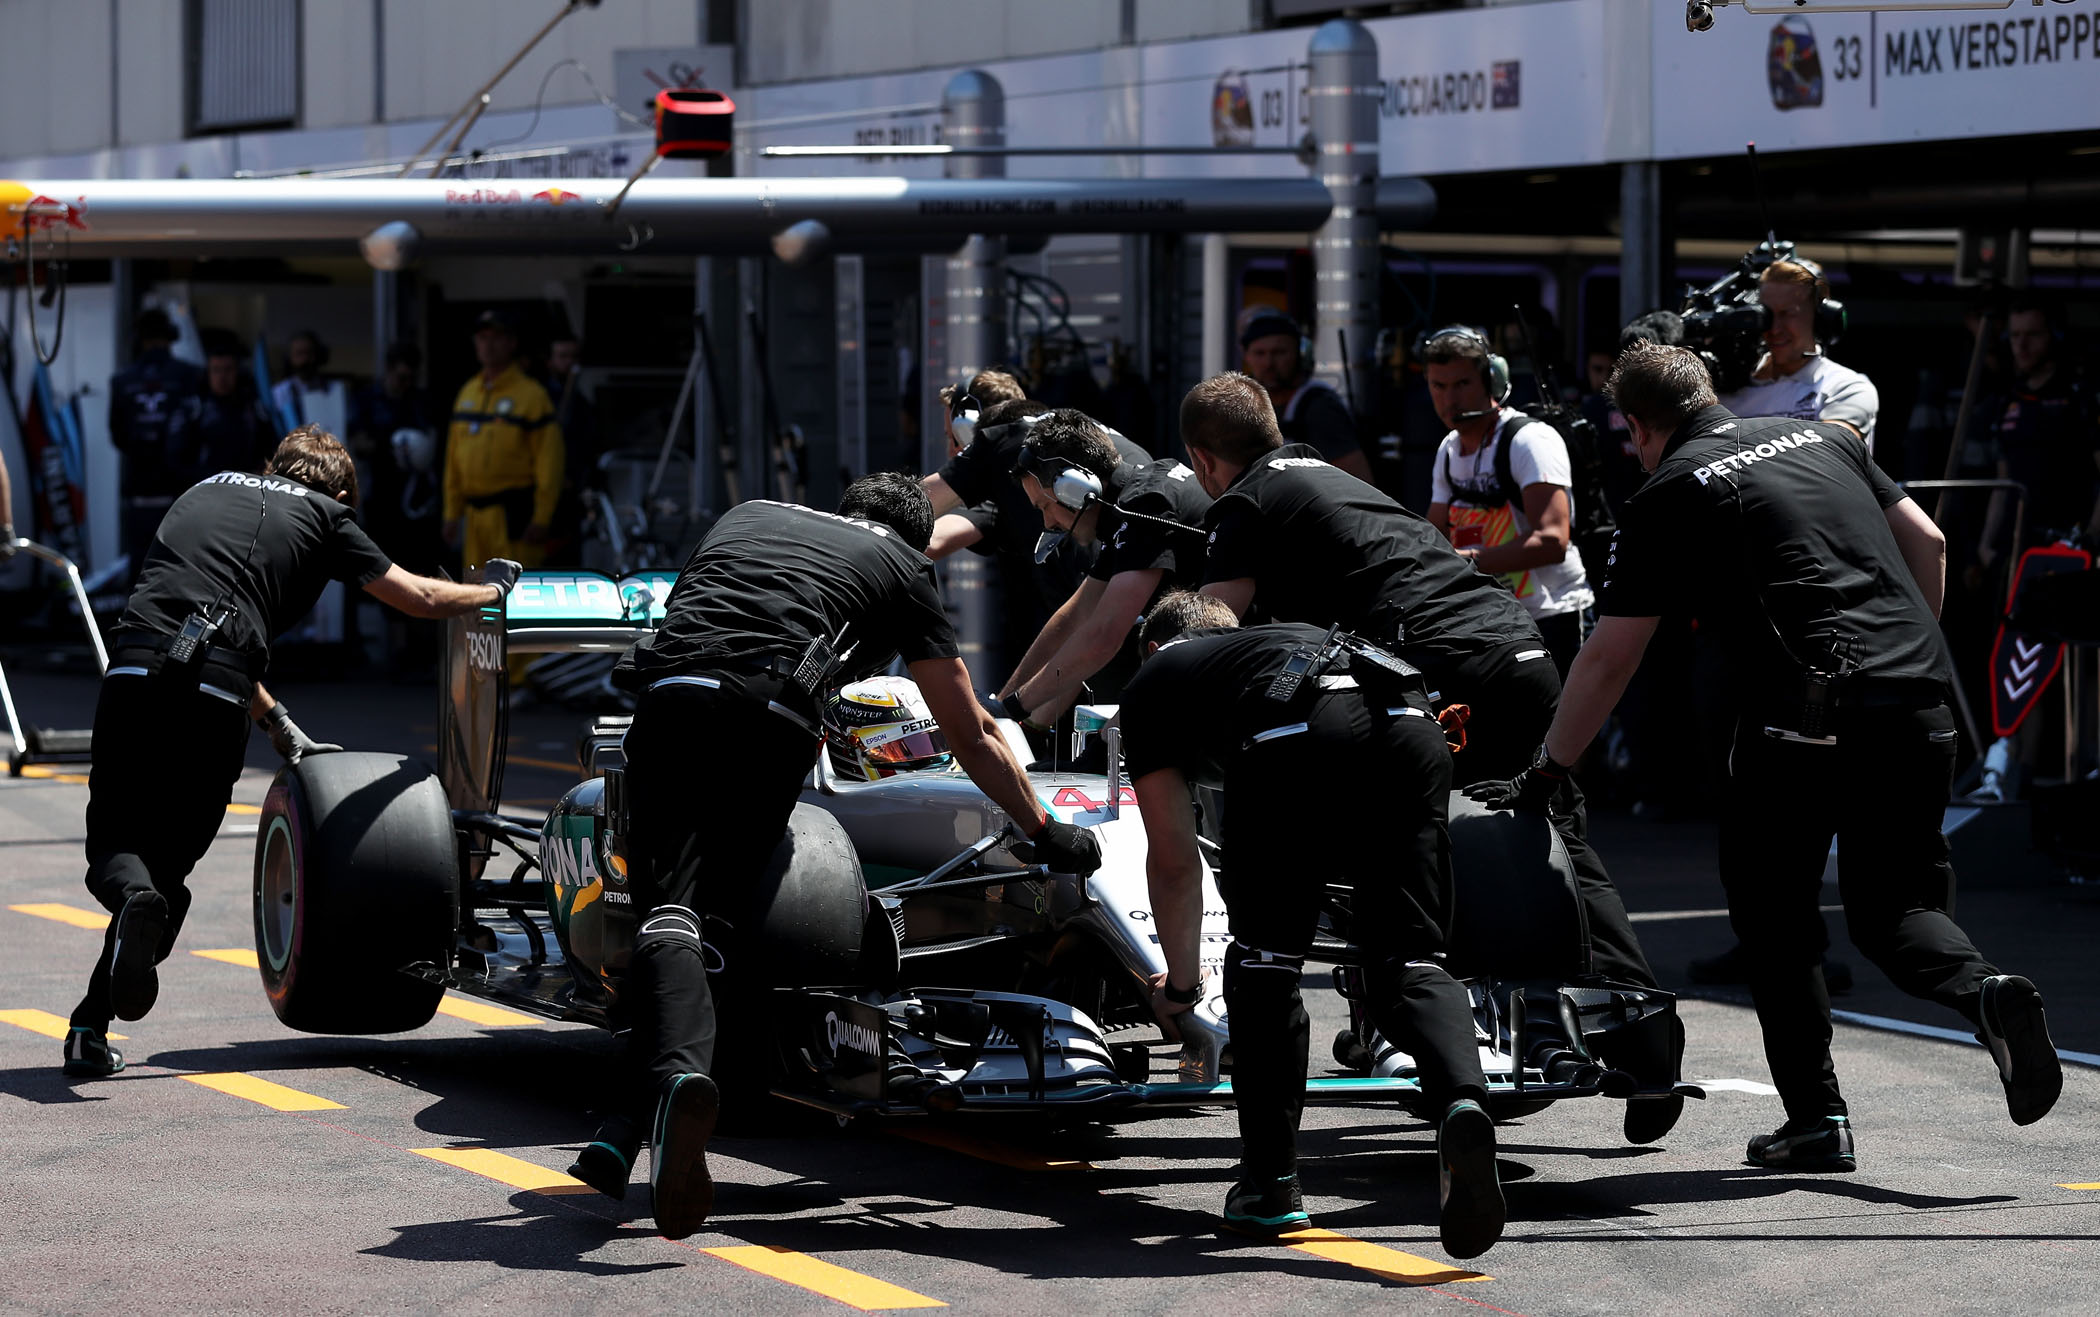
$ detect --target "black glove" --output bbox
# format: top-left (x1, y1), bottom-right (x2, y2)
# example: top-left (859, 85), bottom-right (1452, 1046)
top-left (1460, 746), bottom-right (1568, 814)
top-left (978, 690), bottom-right (1008, 722)
top-left (1016, 817), bottom-right (1103, 876)
top-left (0, 527), bottom-right (16, 561)
top-left (483, 557), bottom-right (523, 598)
top-left (261, 702), bottom-right (343, 765)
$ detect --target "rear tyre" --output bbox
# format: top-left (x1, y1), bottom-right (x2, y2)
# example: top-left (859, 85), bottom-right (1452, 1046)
top-left (254, 752), bottom-right (458, 1034)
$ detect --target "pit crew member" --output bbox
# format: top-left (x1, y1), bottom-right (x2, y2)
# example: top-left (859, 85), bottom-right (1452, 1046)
top-left (62, 424), bottom-right (518, 1080)
top-left (1124, 591), bottom-right (1501, 1258)
top-left (593, 475), bottom-right (1103, 1239)
top-left (1472, 341), bottom-right (2061, 1171)
top-left (995, 410), bottom-right (1212, 726)
top-left (1178, 374), bottom-right (1677, 1129)
top-left (1423, 327), bottom-right (1594, 675)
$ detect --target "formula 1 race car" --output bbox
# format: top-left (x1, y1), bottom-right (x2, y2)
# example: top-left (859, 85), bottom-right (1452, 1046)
top-left (251, 569), bottom-right (1695, 1127)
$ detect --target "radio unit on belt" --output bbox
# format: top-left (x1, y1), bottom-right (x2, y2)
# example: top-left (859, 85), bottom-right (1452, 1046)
top-left (1262, 626), bottom-right (1425, 708)
top-left (1763, 634), bottom-right (1858, 747)
top-left (163, 605), bottom-right (234, 681)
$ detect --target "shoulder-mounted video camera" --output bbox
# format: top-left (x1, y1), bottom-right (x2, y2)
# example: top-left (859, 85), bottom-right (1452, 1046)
top-left (1677, 235), bottom-right (1847, 395)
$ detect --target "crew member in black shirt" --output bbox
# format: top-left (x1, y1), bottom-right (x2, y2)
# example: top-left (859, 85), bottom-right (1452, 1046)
top-left (1470, 342), bottom-right (2063, 1170)
top-left (62, 424), bottom-right (517, 1080)
top-left (590, 475), bottom-right (1103, 1239)
top-left (1178, 373), bottom-right (1677, 1130)
top-left (1124, 592), bottom-right (1501, 1258)
top-left (994, 411), bottom-right (1212, 725)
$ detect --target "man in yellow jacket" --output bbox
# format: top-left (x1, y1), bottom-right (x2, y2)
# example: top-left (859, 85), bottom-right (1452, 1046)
top-left (444, 310), bottom-right (564, 576)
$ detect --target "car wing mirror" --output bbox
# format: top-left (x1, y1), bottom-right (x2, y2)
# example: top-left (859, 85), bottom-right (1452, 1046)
top-left (1071, 704), bottom-right (1123, 823)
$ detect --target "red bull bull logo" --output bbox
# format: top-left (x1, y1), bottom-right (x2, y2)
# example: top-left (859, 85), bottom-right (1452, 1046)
top-left (0, 182), bottom-right (89, 240)
top-left (531, 187), bottom-right (581, 205)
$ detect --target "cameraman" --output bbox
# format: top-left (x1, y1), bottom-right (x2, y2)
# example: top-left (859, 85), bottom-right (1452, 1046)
top-left (1472, 342), bottom-right (2061, 1170)
top-left (1720, 259), bottom-right (1880, 453)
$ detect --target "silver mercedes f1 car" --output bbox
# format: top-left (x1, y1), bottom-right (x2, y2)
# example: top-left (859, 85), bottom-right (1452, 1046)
top-left (249, 569), bottom-right (1696, 1128)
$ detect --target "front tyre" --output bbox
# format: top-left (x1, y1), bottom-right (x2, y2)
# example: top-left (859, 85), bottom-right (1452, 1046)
top-left (254, 752), bottom-right (458, 1034)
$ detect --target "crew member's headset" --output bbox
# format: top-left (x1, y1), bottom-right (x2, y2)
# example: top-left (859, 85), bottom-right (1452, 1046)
top-left (947, 388), bottom-right (982, 446)
top-left (1419, 325), bottom-right (1511, 420)
top-left (1012, 442), bottom-right (1105, 563)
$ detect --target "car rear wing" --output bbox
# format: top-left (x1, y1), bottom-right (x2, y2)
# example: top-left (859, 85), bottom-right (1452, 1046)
top-left (437, 568), bottom-right (677, 815)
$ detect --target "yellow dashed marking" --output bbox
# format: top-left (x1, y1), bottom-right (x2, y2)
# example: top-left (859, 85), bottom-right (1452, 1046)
top-left (16, 765), bottom-right (90, 785)
top-left (703, 1246), bottom-right (947, 1310)
top-left (411, 1146), bottom-right (594, 1194)
top-left (1280, 1228), bottom-right (1490, 1285)
top-left (433, 996), bottom-right (546, 1028)
top-left (192, 948), bottom-right (260, 968)
top-left (0, 1009), bottom-right (124, 1041)
top-left (225, 803), bottom-right (262, 815)
top-left (2061, 1183), bottom-right (2100, 1191)
top-left (183, 1072), bottom-right (345, 1111)
top-left (9, 902), bottom-right (110, 930)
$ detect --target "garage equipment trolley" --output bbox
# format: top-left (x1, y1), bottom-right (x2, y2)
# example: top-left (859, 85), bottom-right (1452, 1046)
top-left (0, 538), bottom-right (109, 776)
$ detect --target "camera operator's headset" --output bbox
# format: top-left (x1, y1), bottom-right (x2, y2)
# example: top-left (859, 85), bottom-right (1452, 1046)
top-left (1418, 325), bottom-right (1512, 411)
top-left (1781, 257), bottom-right (1848, 350)
top-left (1012, 442), bottom-right (1105, 563)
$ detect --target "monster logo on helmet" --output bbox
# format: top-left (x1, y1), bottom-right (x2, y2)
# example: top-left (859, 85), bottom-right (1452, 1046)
top-left (823, 676), bottom-right (954, 782)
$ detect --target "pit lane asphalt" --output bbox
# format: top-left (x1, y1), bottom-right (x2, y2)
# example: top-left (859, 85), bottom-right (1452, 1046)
top-left (2, 668), bottom-right (2095, 1315)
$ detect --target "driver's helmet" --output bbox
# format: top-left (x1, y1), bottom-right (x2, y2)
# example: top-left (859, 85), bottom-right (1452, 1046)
top-left (823, 676), bottom-right (952, 781)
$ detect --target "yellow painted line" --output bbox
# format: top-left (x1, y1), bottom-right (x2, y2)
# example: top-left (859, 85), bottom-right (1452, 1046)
top-left (1281, 1228), bottom-right (1490, 1286)
top-left (703, 1245), bottom-right (946, 1310)
top-left (434, 996), bottom-right (545, 1028)
top-left (507, 753), bottom-right (580, 774)
top-left (17, 765), bottom-right (89, 785)
top-left (10, 902), bottom-right (110, 930)
top-left (411, 1146), bottom-right (595, 1194)
top-left (193, 948), bottom-right (260, 968)
top-left (182, 1072), bottom-right (345, 1112)
top-left (2060, 1183), bottom-right (2100, 1191)
top-left (889, 1126), bottom-right (1092, 1171)
top-left (0, 1009), bottom-right (124, 1041)
top-left (225, 803), bottom-right (262, 815)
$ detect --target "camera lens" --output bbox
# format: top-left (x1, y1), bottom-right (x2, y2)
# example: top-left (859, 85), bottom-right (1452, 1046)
top-left (1685, 1), bottom-right (1715, 34)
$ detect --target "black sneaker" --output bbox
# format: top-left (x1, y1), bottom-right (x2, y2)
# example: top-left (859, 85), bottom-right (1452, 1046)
top-left (1978, 975), bottom-right (2061, 1127)
top-left (650, 1073), bottom-right (720, 1240)
top-left (1746, 1115), bottom-right (1856, 1172)
top-left (1438, 1099), bottom-right (1504, 1260)
top-left (109, 891), bottom-right (170, 1022)
top-left (1221, 1171), bottom-right (1310, 1238)
top-left (61, 1027), bottom-right (124, 1078)
top-left (567, 1116), bottom-right (640, 1201)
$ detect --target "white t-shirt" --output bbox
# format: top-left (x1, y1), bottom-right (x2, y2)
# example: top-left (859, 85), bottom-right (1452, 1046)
top-left (1719, 354), bottom-right (1880, 454)
top-left (1430, 413), bottom-right (1592, 619)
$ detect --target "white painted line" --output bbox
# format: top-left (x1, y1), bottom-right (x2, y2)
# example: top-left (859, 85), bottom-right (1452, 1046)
top-left (1693, 1077), bottom-right (1780, 1096)
top-left (1630, 904), bottom-right (1841, 924)
top-left (1830, 1009), bottom-right (2100, 1070)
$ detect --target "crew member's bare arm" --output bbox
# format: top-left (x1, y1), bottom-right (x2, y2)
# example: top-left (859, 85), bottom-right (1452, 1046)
top-left (1003, 576), bottom-right (1102, 699)
top-left (920, 472), bottom-right (964, 517)
top-left (1885, 496), bottom-right (1947, 620)
top-left (1542, 614), bottom-right (1660, 767)
top-left (362, 564), bottom-right (504, 619)
top-left (926, 513), bottom-right (983, 561)
top-left (912, 655), bottom-right (1049, 834)
top-left (1013, 568), bottom-right (1163, 724)
top-left (1136, 766), bottom-right (1204, 1014)
top-left (1197, 577), bottom-right (1256, 619)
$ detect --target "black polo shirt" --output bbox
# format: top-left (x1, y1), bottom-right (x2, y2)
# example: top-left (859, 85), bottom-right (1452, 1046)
top-left (1201, 444), bottom-right (1538, 667)
top-left (119, 471), bottom-right (393, 667)
top-left (1089, 458), bottom-right (1213, 585)
top-left (1122, 623), bottom-right (1425, 782)
top-left (1597, 405), bottom-right (1952, 699)
top-left (615, 500), bottom-right (960, 691)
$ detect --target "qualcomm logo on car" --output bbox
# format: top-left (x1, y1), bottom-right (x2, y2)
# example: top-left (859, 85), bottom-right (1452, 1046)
top-left (825, 1010), bottom-right (883, 1060)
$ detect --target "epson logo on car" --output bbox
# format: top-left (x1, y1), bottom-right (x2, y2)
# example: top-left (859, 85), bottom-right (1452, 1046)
top-left (825, 1010), bottom-right (883, 1060)
top-left (466, 630), bottom-right (504, 673)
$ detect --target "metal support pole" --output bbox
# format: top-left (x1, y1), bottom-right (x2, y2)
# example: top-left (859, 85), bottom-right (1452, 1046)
top-left (371, 269), bottom-right (398, 381)
top-left (1307, 21), bottom-right (1379, 420)
top-left (1201, 234), bottom-right (1229, 381)
top-left (939, 69), bottom-right (1006, 689)
top-left (1619, 161), bottom-right (1663, 331)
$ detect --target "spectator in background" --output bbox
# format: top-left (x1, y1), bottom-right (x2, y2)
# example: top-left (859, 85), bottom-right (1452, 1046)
top-left (1239, 308), bottom-right (1373, 482)
top-left (181, 332), bottom-right (277, 477)
top-left (444, 310), bottom-right (564, 577)
top-left (543, 334), bottom-right (602, 565)
top-left (270, 330), bottom-right (351, 441)
top-left (352, 343), bottom-right (440, 568)
top-left (108, 308), bottom-right (204, 585)
top-left (1975, 296), bottom-right (2099, 575)
top-left (1718, 260), bottom-right (1880, 453)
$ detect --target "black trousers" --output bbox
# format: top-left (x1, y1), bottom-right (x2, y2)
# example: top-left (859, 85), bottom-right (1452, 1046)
top-left (1222, 693), bottom-right (1486, 1178)
top-left (71, 674), bottom-right (251, 1030)
top-left (1425, 641), bottom-right (1660, 996)
top-left (617, 673), bottom-right (823, 1120)
top-left (1722, 703), bottom-right (2002, 1124)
